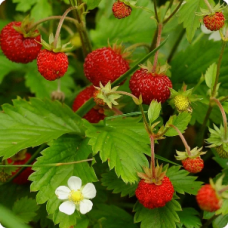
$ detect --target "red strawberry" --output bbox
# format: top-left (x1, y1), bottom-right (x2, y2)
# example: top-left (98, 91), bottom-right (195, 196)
top-left (112, 1), bottom-right (132, 19)
top-left (84, 47), bottom-right (130, 86)
top-left (72, 86), bottom-right (105, 123)
top-left (37, 49), bottom-right (68, 81)
top-left (0, 21), bottom-right (42, 63)
top-left (203, 12), bottom-right (225, 31)
top-left (182, 157), bottom-right (204, 174)
top-left (196, 184), bottom-right (221, 212)
top-left (7, 153), bottom-right (33, 185)
top-left (129, 69), bottom-right (172, 104)
top-left (135, 176), bottom-right (174, 209)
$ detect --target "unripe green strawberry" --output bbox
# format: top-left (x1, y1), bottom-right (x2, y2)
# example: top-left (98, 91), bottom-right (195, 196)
top-left (174, 95), bottom-right (189, 112)
top-left (215, 145), bottom-right (228, 158)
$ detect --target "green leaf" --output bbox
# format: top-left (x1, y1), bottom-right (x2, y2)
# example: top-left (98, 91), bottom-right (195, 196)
top-left (12, 197), bottom-right (39, 224)
top-left (177, 0), bottom-right (213, 43)
top-left (134, 200), bottom-right (181, 228)
top-left (167, 166), bottom-right (203, 195)
top-left (0, 98), bottom-right (85, 159)
top-left (85, 117), bottom-right (149, 183)
top-left (148, 100), bottom-right (161, 124)
top-left (25, 66), bottom-right (76, 98)
top-left (89, 204), bottom-right (138, 228)
top-left (101, 169), bottom-right (137, 197)
top-left (212, 214), bottom-right (228, 228)
top-left (84, 0), bottom-right (101, 9)
top-left (12, 0), bottom-right (36, 12)
top-left (205, 63), bottom-right (217, 89)
top-left (0, 204), bottom-right (31, 228)
top-left (177, 207), bottom-right (202, 228)
top-left (216, 199), bottom-right (228, 215)
top-left (30, 135), bottom-right (97, 228)
top-left (165, 112), bottom-right (192, 137)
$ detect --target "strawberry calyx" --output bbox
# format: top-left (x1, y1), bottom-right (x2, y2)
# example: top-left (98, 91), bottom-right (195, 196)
top-left (197, 3), bottom-right (226, 17)
top-left (137, 163), bottom-right (167, 185)
top-left (41, 33), bottom-right (73, 53)
top-left (13, 16), bottom-right (40, 38)
top-left (108, 41), bottom-right (133, 60)
top-left (210, 175), bottom-right (228, 201)
top-left (139, 60), bottom-right (170, 75)
top-left (9, 149), bottom-right (27, 161)
top-left (175, 147), bottom-right (206, 161)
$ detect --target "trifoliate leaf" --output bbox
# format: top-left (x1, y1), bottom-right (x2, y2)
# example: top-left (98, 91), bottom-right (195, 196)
top-left (29, 135), bottom-right (97, 228)
top-left (177, 207), bottom-right (202, 228)
top-left (165, 112), bottom-right (192, 137)
top-left (12, 197), bottom-right (39, 224)
top-left (167, 166), bottom-right (203, 195)
top-left (89, 204), bottom-right (138, 228)
top-left (0, 97), bottom-right (85, 159)
top-left (101, 169), bottom-right (137, 197)
top-left (148, 100), bottom-right (161, 124)
top-left (205, 63), bottom-right (217, 90)
top-left (134, 200), bottom-right (181, 228)
top-left (85, 117), bottom-right (149, 183)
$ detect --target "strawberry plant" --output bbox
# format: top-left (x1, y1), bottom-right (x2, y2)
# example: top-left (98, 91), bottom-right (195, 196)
top-left (1, 0), bottom-right (228, 228)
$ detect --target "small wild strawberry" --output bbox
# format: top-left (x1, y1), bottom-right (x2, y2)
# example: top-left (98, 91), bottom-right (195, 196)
top-left (37, 49), bottom-right (68, 81)
top-left (0, 21), bottom-right (42, 63)
top-left (174, 95), bottom-right (190, 112)
top-left (112, 1), bottom-right (132, 19)
top-left (84, 44), bottom-right (130, 86)
top-left (203, 12), bottom-right (225, 31)
top-left (129, 67), bottom-right (172, 104)
top-left (72, 86), bottom-right (105, 123)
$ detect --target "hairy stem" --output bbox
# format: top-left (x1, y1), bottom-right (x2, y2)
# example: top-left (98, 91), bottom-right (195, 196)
top-left (153, 0), bottom-right (159, 22)
top-left (170, 125), bottom-right (191, 156)
top-left (152, 23), bottom-right (163, 72)
top-left (150, 135), bottom-right (156, 178)
top-left (203, 0), bottom-right (213, 14)
top-left (211, 98), bottom-right (227, 139)
top-left (54, 6), bottom-right (77, 49)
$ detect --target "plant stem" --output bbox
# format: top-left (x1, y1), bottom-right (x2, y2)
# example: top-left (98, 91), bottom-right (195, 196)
top-left (54, 6), bottom-right (77, 49)
top-left (163, 0), bottom-right (184, 25)
top-left (170, 124), bottom-right (191, 156)
top-left (139, 104), bottom-right (152, 135)
top-left (201, 215), bottom-right (218, 228)
top-left (212, 41), bottom-right (226, 97)
top-left (203, 0), bottom-right (213, 14)
top-left (150, 135), bottom-right (156, 178)
top-left (211, 98), bottom-right (227, 139)
top-left (167, 28), bottom-right (185, 63)
top-left (218, 185), bottom-right (228, 194)
top-left (220, 95), bottom-right (228, 102)
top-left (28, 16), bottom-right (78, 31)
top-left (152, 23), bottom-right (163, 72)
top-left (153, 0), bottom-right (159, 22)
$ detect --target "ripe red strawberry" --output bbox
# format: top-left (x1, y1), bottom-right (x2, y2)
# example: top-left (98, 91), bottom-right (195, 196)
top-left (129, 69), bottom-right (172, 104)
top-left (112, 1), bottom-right (132, 19)
top-left (196, 184), bottom-right (221, 212)
top-left (72, 86), bottom-right (105, 123)
top-left (203, 12), bottom-right (225, 31)
top-left (135, 176), bottom-right (174, 209)
top-left (7, 153), bottom-right (33, 185)
top-left (182, 157), bottom-right (204, 174)
top-left (0, 21), bottom-right (42, 63)
top-left (37, 49), bottom-right (68, 81)
top-left (84, 47), bottom-right (130, 86)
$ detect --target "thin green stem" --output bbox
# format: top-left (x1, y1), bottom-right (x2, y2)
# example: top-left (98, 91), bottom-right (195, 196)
top-left (212, 41), bottom-right (226, 97)
top-left (170, 125), bottom-right (191, 156)
top-left (203, 0), bottom-right (213, 14)
top-left (220, 95), bottom-right (228, 102)
top-left (152, 23), bottom-right (163, 72)
top-left (150, 135), bottom-right (156, 178)
top-left (54, 6), bottom-right (77, 49)
top-left (211, 98), bottom-right (227, 139)
top-left (139, 104), bottom-right (152, 135)
top-left (163, 0), bottom-right (184, 25)
top-left (153, 0), bottom-right (159, 22)
top-left (167, 28), bottom-right (185, 63)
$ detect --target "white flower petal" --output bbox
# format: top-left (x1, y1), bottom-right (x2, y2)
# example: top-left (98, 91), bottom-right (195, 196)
top-left (82, 183), bottom-right (96, 199)
top-left (0, 223), bottom-right (5, 228)
top-left (68, 176), bottom-right (82, 190)
top-left (224, 0), bottom-right (228, 4)
top-left (209, 31), bottom-right (221, 41)
top-left (201, 24), bottom-right (212, 34)
top-left (59, 201), bottom-right (76, 215)
top-left (55, 186), bottom-right (71, 200)
top-left (79, 199), bottom-right (93, 214)
top-left (223, 223), bottom-right (228, 228)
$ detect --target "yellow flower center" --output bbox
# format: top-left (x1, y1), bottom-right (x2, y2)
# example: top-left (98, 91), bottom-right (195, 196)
top-left (70, 190), bottom-right (83, 203)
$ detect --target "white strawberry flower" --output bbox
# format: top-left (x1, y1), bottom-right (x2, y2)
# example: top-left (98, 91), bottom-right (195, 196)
top-left (201, 24), bottom-right (222, 41)
top-left (224, 0), bottom-right (228, 4)
top-left (223, 223), bottom-right (228, 228)
top-left (0, 223), bottom-right (5, 228)
top-left (55, 176), bottom-right (96, 215)
top-left (0, 0), bottom-right (5, 5)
